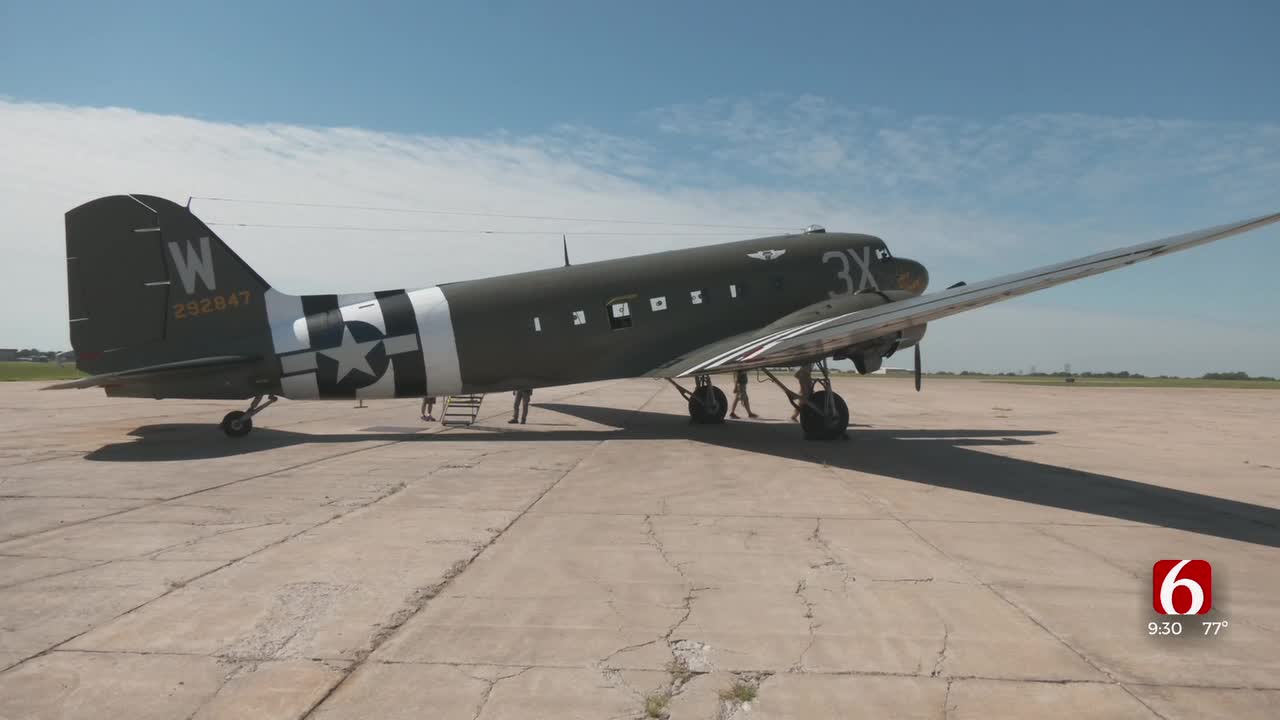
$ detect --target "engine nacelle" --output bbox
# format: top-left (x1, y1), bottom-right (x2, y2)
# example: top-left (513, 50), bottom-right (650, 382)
top-left (838, 323), bottom-right (928, 375)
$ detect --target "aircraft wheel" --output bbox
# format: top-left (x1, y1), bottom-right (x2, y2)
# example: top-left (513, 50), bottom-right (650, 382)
top-left (688, 386), bottom-right (727, 424)
top-left (800, 390), bottom-right (849, 440)
top-left (221, 410), bottom-right (253, 438)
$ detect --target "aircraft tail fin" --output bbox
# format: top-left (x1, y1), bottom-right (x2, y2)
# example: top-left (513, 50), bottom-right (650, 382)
top-left (65, 194), bottom-right (276, 377)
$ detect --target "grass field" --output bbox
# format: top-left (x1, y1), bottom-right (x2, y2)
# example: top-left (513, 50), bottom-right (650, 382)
top-left (927, 375), bottom-right (1280, 389)
top-left (980, 376), bottom-right (1280, 389)
top-left (0, 362), bottom-right (84, 382)
top-left (839, 370), bottom-right (1280, 389)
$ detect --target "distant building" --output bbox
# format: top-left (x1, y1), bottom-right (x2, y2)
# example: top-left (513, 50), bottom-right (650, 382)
top-left (872, 366), bottom-right (913, 376)
top-left (0, 348), bottom-right (16, 362)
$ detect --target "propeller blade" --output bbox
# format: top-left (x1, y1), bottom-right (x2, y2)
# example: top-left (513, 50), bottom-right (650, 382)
top-left (914, 344), bottom-right (922, 392)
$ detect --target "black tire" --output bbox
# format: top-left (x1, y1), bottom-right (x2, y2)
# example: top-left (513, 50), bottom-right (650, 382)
top-left (221, 410), bottom-right (253, 438)
top-left (688, 385), bottom-right (728, 424)
top-left (800, 390), bottom-right (849, 440)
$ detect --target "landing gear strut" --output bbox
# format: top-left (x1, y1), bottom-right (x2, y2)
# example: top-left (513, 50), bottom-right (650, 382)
top-left (761, 360), bottom-right (849, 441)
top-left (221, 394), bottom-right (277, 438)
top-left (667, 376), bottom-right (727, 424)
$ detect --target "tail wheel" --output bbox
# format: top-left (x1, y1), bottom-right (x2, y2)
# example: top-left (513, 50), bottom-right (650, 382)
top-left (800, 390), bottom-right (849, 440)
top-left (688, 386), bottom-right (727, 424)
top-left (221, 410), bottom-right (253, 438)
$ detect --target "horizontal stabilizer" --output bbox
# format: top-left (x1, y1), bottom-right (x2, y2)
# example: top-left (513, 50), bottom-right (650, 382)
top-left (44, 355), bottom-right (261, 390)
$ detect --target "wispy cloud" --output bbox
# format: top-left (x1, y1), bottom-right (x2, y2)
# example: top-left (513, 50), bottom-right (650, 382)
top-left (652, 95), bottom-right (1280, 222)
top-left (1, 98), bottom-right (1276, 374)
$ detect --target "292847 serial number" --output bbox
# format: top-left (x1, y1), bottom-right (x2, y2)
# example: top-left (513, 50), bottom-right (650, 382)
top-left (173, 290), bottom-right (252, 319)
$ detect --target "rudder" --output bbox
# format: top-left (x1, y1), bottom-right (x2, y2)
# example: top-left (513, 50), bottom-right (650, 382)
top-left (66, 194), bottom-right (274, 376)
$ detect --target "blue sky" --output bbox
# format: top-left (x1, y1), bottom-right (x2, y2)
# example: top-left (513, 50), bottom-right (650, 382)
top-left (1, 1), bottom-right (1278, 374)
top-left (4, 1), bottom-right (1278, 129)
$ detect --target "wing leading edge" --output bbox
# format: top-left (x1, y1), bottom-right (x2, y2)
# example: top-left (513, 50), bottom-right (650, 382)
top-left (654, 212), bottom-right (1280, 378)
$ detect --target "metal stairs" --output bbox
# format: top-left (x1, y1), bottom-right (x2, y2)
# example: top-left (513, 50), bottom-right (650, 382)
top-left (441, 394), bottom-right (485, 426)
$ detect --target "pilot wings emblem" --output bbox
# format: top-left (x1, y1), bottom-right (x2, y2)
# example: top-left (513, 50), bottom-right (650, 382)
top-left (747, 249), bottom-right (786, 261)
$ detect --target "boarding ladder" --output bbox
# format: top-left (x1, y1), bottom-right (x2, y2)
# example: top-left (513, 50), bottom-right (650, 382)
top-left (441, 394), bottom-right (485, 427)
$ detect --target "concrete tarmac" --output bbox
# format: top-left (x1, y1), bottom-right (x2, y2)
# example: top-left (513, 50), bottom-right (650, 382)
top-left (0, 377), bottom-right (1277, 719)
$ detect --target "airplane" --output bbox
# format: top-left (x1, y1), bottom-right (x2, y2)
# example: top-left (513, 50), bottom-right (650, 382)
top-left (49, 194), bottom-right (1280, 440)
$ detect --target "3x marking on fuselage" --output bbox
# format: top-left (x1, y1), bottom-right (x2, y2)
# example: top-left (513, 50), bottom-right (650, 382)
top-left (823, 246), bottom-right (882, 295)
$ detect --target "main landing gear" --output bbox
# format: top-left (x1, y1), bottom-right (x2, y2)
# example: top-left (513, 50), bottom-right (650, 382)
top-left (668, 362), bottom-right (848, 440)
top-left (760, 360), bottom-right (849, 441)
top-left (666, 376), bottom-right (727, 424)
top-left (221, 394), bottom-right (277, 437)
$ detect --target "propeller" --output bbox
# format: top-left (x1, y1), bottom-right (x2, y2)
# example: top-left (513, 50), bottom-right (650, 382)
top-left (912, 279), bottom-right (965, 391)
top-left (914, 343), bottom-right (922, 392)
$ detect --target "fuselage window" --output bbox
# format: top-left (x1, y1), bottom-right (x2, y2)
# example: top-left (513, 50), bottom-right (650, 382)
top-left (609, 301), bottom-right (632, 330)
top-left (650, 296), bottom-right (667, 312)
top-left (690, 290), bottom-right (704, 305)
top-left (533, 316), bottom-right (542, 332)
top-left (572, 309), bottom-right (586, 326)
top-left (729, 284), bottom-right (738, 299)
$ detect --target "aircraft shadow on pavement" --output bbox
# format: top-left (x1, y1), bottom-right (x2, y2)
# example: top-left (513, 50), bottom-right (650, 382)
top-left (86, 402), bottom-right (1280, 549)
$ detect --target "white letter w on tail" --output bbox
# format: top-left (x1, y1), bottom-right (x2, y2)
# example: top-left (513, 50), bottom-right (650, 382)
top-left (167, 237), bottom-right (217, 294)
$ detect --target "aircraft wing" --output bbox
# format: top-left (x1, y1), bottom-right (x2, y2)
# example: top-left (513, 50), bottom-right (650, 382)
top-left (44, 355), bottom-right (261, 390)
top-left (650, 212), bottom-right (1280, 379)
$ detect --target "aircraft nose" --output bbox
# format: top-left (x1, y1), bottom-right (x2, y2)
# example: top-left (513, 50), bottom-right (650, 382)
top-left (894, 258), bottom-right (929, 294)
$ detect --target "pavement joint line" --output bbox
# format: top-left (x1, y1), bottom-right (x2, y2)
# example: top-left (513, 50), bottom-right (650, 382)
top-left (8, 650), bottom-right (1280, 693)
top-left (0, 472), bottom-right (419, 678)
top-left (133, 519), bottom-right (287, 562)
top-left (0, 443), bottom-right (409, 546)
top-left (833, 465), bottom-right (1177, 720)
top-left (0, 380), bottom-right (635, 670)
top-left (0, 382), bottom-right (618, 548)
top-left (514, 510), bottom-right (1160, 526)
top-left (0, 559), bottom-right (116, 591)
top-left (5, 380), bottom-right (1277, 713)
top-left (295, 379), bottom-right (642, 719)
top-left (977, 583), bottom-right (1173, 720)
top-left (808, 453), bottom-right (1177, 712)
top-left (1029, 524), bottom-right (1144, 580)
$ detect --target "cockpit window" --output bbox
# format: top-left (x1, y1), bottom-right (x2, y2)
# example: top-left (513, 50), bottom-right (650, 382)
top-left (874, 246), bottom-right (892, 261)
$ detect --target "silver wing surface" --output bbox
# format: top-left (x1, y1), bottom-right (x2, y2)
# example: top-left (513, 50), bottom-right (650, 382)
top-left (651, 212), bottom-right (1280, 379)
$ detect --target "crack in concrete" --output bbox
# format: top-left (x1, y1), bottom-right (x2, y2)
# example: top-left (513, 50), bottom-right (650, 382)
top-left (814, 460), bottom-right (1181, 719)
top-left (222, 581), bottom-right (350, 661)
top-left (0, 475), bottom-right (415, 678)
top-left (790, 577), bottom-right (819, 674)
top-left (598, 511), bottom-right (717, 718)
top-left (715, 671), bottom-right (772, 720)
top-left (296, 381), bottom-right (638, 719)
top-left (462, 666), bottom-right (531, 720)
top-left (180, 659), bottom-right (245, 720)
top-left (884, 511), bottom-right (1173, 719)
top-left (808, 518), bottom-right (856, 588)
top-left (641, 515), bottom-right (713, 668)
top-left (931, 624), bottom-right (950, 677)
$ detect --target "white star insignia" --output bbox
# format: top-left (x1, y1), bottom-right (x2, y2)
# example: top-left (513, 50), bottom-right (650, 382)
top-left (318, 326), bottom-right (381, 383)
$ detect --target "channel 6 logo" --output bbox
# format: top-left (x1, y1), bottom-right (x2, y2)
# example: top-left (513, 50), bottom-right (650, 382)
top-left (1152, 560), bottom-right (1212, 615)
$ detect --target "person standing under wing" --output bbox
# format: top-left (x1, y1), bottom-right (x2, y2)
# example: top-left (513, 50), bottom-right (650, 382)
top-left (510, 388), bottom-right (532, 424)
top-left (729, 369), bottom-right (759, 419)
